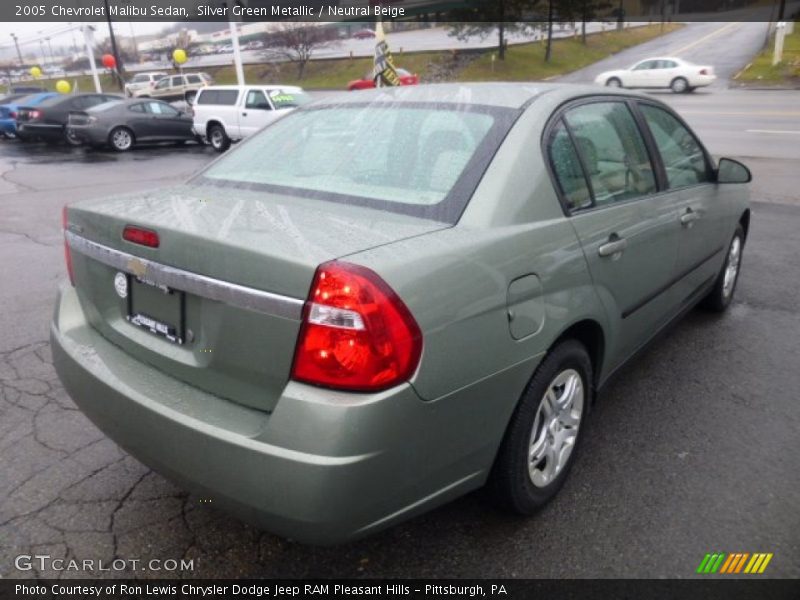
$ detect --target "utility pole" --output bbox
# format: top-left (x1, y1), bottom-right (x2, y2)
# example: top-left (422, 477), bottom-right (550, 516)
top-left (777, 0), bottom-right (786, 20)
top-left (545, 0), bottom-right (554, 63)
top-left (10, 33), bottom-right (24, 67)
top-left (102, 0), bottom-right (125, 90)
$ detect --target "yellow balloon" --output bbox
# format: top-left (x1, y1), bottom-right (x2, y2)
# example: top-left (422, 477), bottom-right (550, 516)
top-left (172, 48), bottom-right (187, 64)
top-left (30, 66), bottom-right (42, 78)
top-left (56, 80), bottom-right (71, 94)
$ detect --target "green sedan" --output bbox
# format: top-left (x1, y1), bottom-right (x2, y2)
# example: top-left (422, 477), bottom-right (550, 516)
top-left (52, 83), bottom-right (750, 544)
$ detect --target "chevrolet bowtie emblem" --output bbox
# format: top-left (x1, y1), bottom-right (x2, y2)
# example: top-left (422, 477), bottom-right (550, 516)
top-left (127, 257), bottom-right (148, 278)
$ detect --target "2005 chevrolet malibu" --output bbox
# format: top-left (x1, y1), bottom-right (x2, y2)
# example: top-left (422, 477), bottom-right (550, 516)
top-left (52, 83), bottom-right (751, 544)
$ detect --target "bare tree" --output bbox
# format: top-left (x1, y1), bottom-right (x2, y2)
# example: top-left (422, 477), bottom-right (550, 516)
top-left (263, 23), bottom-right (339, 80)
top-left (447, 0), bottom-right (543, 61)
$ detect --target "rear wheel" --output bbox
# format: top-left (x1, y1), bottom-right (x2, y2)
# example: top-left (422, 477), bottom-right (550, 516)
top-left (64, 128), bottom-right (81, 146)
top-left (490, 340), bottom-right (592, 513)
top-left (701, 225), bottom-right (745, 312)
top-left (606, 77), bottom-right (622, 88)
top-left (208, 124), bottom-right (230, 153)
top-left (109, 126), bottom-right (134, 152)
top-left (671, 77), bottom-right (689, 93)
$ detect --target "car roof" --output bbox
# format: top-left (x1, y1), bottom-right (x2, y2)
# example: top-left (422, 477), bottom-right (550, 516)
top-left (634, 56), bottom-right (686, 63)
top-left (311, 82), bottom-right (649, 110)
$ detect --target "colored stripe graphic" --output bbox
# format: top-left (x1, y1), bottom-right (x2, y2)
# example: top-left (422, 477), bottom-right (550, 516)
top-left (702, 552), bottom-right (774, 574)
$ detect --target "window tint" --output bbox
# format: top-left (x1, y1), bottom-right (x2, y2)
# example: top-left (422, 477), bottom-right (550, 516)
top-left (564, 102), bottom-right (656, 206)
top-left (245, 90), bottom-right (270, 110)
top-left (633, 60), bottom-right (656, 70)
top-left (154, 78), bottom-right (169, 90)
top-left (640, 104), bottom-right (711, 189)
top-left (196, 90), bottom-right (239, 105)
top-left (129, 103), bottom-right (145, 113)
top-left (170, 76), bottom-right (183, 87)
top-left (548, 120), bottom-right (592, 212)
top-left (661, 60), bottom-right (678, 68)
top-left (186, 74), bottom-right (202, 84)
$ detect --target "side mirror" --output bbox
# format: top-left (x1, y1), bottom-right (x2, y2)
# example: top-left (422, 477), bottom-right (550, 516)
top-left (717, 157), bottom-right (751, 184)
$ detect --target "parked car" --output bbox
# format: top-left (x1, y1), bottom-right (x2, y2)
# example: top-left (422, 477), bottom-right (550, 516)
top-left (124, 71), bottom-right (168, 98)
top-left (192, 85), bottom-right (311, 152)
top-left (347, 68), bottom-right (419, 91)
top-left (53, 84), bottom-right (750, 545)
top-left (67, 98), bottom-right (197, 152)
top-left (0, 92), bottom-right (58, 139)
top-left (352, 28), bottom-right (376, 39)
top-left (595, 57), bottom-right (716, 93)
top-left (16, 93), bottom-right (120, 144)
top-left (133, 72), bottom-right (214, 102)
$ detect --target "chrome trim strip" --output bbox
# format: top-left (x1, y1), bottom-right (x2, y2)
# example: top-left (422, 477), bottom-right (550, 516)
top-left (66, 231), bottom-right (305, 321)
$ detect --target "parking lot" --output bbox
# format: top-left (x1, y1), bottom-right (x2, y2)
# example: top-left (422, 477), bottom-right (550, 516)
top-left (1, 78), bottom-right (799, 579)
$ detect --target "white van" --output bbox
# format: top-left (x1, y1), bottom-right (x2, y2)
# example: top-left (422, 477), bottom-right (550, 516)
top-left (192, 85), bottom-right (312, 152)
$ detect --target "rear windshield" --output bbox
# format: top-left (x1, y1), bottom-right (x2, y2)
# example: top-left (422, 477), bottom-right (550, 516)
top-left (197, 89), bottom-right (239, 105)
top-left (195, 102), bottom-right (517, 223)
top-left (130, 74), bottom-right (156, 83)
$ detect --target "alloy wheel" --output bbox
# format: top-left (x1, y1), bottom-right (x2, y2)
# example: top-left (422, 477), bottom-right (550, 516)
top-left (722, 236), bottom-right (742, 299)
top-left (528, 368), bottom-right (584, 488)
top-left (112, 129), bottom-right (132, 151)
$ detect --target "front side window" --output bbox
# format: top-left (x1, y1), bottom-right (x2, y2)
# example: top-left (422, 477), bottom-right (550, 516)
top-left (197, 104), bottom-right (509, 222)
top-left (640, 104), bottom-right (711, 189)
top-left (154, 78), bottom-right (169, 90)
top-left (564, 102), bottom-right (657, 206)
top-left (548, 120), bottom-right (592, 212)
top-left (245, 90), bottom-right (270, 110)
top-left (146, 101), bottom-right (179, 117)
top-left (170, 76), bottom-right (183, 87)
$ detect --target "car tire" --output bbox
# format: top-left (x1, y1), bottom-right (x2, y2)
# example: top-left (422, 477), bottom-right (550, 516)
top-left (670, 77), bottom-right (689, 93)
top-left (64, 128), bottom-right (82, 146)
top-left (109, 126), bottom-right (135, 152)
top-left (701, 225), bottom-right (745, 313)
top-left (489, 339), bottom-right (593, 514)
top-left (606, 77), bottom-right (623, 88)
top-left (208, 124), bottom-right (230, 153)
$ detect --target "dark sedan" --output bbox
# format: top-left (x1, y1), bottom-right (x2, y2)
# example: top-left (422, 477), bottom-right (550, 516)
top-left (68, 98), bottom-right (198, 152)
top-left (16, 93), bottom-right (120, 144)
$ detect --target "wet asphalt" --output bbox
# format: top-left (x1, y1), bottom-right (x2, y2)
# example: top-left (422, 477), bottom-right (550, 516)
top-left (1, 23), bottom-right (799, 580)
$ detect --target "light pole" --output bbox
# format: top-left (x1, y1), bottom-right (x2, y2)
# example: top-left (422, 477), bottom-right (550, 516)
top-left (102, 0), bottom-right (125, 90)
top-left (10, 33), bottom-right (24, 68)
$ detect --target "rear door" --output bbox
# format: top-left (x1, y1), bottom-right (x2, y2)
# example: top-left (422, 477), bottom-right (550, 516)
top-left (552, 99), bottom-right (681, 368)
top-left (126, 102), bottom-right (152, 138)
top-left (629, 60), bottom-right (657, 87)
top-left (238, 88), bottom-right (273, 137)
top-left (636, 101), bottom-right (725, 304)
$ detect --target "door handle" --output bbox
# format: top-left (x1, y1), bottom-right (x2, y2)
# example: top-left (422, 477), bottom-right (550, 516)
top-left (242, 112), bottom-right (247, 117)
top-left (598, 235), bottom-right (627, 258)
top-left (680, 208), bottom-right (701, 227)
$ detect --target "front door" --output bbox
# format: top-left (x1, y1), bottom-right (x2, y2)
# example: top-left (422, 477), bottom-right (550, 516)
top-left (637, 102), bottom-right (725, 304)
top-left (238, 89), bottom-right (274, 137)
top-left (557, 100), bottom-right (679, 368)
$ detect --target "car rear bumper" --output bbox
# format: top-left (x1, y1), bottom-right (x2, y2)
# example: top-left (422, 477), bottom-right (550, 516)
top-left (17, 122), bottom-right (63, 139)
top-left (51, 283), bottom-right (516, 544)
top-left (0, 118), bottom-right (16, 134)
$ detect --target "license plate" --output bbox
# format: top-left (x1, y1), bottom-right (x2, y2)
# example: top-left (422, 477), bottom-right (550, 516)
top-left (126, 275), bottom-right (185, 344)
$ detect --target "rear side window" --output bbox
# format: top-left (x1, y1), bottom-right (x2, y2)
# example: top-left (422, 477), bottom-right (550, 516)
top-left (640, 104), bottom-right (711, 189)
top-left (196, 90), bottom-right (239, 105)
top-left (186, 74), bottom-right (202, 84)
top-left (548, 121), bottom-right (592, 212)
top-left (129, 103), bottom-right (145, 113)
top-left (564, 102), bottom-right (657, 206)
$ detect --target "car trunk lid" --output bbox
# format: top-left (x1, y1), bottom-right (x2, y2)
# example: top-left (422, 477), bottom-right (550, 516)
top-left (65, 185), bottom-right (447, 412)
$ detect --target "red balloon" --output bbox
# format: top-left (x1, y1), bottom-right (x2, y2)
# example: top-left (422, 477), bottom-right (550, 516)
top-left (101, 54), bottom-right (116, 69)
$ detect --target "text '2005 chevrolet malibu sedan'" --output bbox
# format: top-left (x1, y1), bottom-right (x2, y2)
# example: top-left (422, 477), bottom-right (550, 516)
top-left (52, 83), bottom-right (751, 545)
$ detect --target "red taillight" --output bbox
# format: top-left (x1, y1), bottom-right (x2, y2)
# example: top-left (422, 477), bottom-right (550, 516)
top-left (28, 110), bottom-right (41, 120)
top-left (122, 225), bottom-right (160, 248)
top-left (62, 206), bottom-right (74, 286)
top-left (699, 68), bottom-right (711, 75)
top-left (291, 261), bottom-right (422, 392)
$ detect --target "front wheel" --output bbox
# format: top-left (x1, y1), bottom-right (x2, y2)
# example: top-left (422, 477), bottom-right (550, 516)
top-left (207, 124), bottom-right (230, 153)
top-left (701, 225), bottom-right (745, 312)
top-left (489, 340), bottom-right (592, 514)
top-left (109, 126), bottom-right (134, 152)
top-left (606, 77), bottom-right (622, 88)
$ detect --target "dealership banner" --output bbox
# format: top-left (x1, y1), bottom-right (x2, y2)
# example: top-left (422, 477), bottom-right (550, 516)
top-left (2, 579), bottom-right (800, 600)
top-left (3, 0), bottom-right (790, 23)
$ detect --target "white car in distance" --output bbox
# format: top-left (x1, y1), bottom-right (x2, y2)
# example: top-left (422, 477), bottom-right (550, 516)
top-left (595, 57), bottom-right (716, 93)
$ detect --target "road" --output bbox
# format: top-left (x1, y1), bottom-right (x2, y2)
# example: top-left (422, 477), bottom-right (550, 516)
top-left (1, 24), bottom-right (799, 580)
